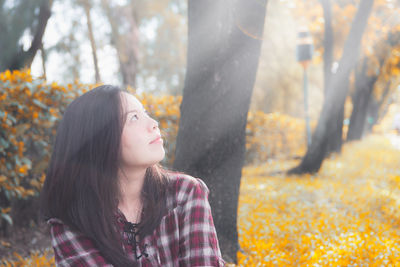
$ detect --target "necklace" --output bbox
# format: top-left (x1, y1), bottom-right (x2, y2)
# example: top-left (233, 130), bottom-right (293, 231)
top-left (118, 201), bottom-right (143, 224)
top-left (132, 204), bottom-right (143, 224)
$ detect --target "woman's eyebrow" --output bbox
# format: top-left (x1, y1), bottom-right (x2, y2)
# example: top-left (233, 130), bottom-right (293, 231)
top-left (126, 109), bottom-right (139, 114)
top-left (125, 107), bottom-right (148, 115)
top-left (126, 108), bottom-right (145, 114)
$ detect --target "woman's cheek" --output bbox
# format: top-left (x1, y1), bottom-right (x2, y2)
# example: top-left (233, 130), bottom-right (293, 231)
top-left (121, 140), bottom-right (139, 165)
top-left (122, 129), bottom-right (145, 154)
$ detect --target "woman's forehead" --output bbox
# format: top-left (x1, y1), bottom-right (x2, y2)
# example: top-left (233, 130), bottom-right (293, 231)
top-left (121, 92), bottom-right (144, 110)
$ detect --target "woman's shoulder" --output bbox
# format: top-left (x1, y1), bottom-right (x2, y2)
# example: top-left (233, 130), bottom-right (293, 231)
top-left (46, 217), bottom-right (79, 235)
top-left (165, 171), bottom-right (209, 205)
top-left (46, 217), bottom-right (85, 238)
top-left (47, 217), bottom-right (64, 225)
top-left (166, 171), bottom-right (209, 191)
top-left (46, 217), bottom-right (81, 245)
top-left (47, 217), bottom-right (70, 231)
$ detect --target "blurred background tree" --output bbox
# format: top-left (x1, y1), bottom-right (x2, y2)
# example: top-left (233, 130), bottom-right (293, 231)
top-left (347, 30), bottom-right (400, 141)
top-left (100, 0), bottom-right (139, 87)
top-left (27, 0), bottom-right (187, 94)
top-left (0, 0), bottom-right (53, 72)
top-left (285, 0), bottom-right (400, 174)
top-left (290, 0), bottom-right (375, 174)
top-left (78, 0), bottom-right (102, 83)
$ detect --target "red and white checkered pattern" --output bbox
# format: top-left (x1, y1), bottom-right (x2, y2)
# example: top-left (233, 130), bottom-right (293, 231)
top-left (48, 173), bottom-right (225, 266)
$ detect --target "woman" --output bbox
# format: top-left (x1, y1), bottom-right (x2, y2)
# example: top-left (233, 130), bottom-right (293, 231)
top-left (40, 85), bottom-right (225, 266)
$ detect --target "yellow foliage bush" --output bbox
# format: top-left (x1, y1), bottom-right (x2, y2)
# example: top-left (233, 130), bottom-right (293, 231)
top-left (245, 111), bottom-right (314, 164)
top-left (0, 250), bottom-right (54, 266)
top-left (0, 69), bottom-right (93, 225)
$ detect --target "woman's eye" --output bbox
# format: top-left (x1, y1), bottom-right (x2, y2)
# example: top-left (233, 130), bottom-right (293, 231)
top-left (130, 114), bottom-right (139, 121)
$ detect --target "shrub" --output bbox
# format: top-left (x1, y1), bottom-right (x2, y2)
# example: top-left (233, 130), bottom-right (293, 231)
top-left (0, 69), bottom-right (92, 227)
top-left (245, 111), bottom-right (311, 164)
top-left (1, 250), bottom-right (54, 266)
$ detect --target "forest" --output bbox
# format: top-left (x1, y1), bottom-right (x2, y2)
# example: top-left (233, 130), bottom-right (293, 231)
top-left (1, 0), bottom-right (400, 265)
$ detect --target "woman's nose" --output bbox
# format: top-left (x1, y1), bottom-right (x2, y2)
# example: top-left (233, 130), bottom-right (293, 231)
top-left (153, 120), bottom-right (159, 129)
top-left (149, 117), bottom-right (159, 131)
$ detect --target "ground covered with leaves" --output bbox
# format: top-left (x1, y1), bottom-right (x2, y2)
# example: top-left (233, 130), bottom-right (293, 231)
top-left (237, 134), bottom-right (400, 266)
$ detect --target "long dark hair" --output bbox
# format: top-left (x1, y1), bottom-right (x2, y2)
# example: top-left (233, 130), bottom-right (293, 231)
top-left (40, 85), bottom-right (171, 266)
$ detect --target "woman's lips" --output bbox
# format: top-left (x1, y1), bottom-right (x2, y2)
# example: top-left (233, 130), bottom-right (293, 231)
top-left (150, 136), bottom-right (163, 144)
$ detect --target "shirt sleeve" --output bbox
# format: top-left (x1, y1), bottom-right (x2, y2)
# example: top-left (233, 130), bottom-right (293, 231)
top-left (178, 177), bottom-right (226, 267)
top-left (48, 218), bottom-right (113, 267)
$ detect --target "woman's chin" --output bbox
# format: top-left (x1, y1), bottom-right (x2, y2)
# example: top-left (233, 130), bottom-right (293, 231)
top-left (150, 151), bottom-right (166, 166)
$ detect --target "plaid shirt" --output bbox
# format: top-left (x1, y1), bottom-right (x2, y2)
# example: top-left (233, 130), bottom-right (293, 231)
top-left (48, 173), bottom-right (226, 266)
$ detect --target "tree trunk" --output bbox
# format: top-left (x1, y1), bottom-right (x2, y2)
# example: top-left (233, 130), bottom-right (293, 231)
top-left (347, 59), bottom-right (378, 141)
top-left (100, 0), bottom-right (139, 87)
top-left (9, 0), bottom-right (52, 70)
top-left (81, 0), bottom-right (101, 83)
top-left (349, 29), bottom-right (400, 138)
top-left (326, 102), bottom-right (345, 154)
top-left (173, 0), bottom-right (267, 263)
top-left (320, 0), bottom-right (338, 155)
top-left (347, 78), bottom-right (376, 141)
top-left (119, 6), bottom-right (139, 88)
top-left (289, 0), bottom-right (374, 174)
top-left (320, 0), bottom-right (334, 97)
top-left (40, 43), bottom-right (47, 80)
top-left (366, 80), bottom-right (392, 132)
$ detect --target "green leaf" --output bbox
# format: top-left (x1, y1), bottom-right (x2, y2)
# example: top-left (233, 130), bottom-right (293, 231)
top-left (0, 137), bottom-right (9, 149)
top-left (1, 213), bottom-right (13, 225)
top-left (32, 158), bottom-right (47, 174)
top-left (5, 162), bottom-right (12, 170)
top-left (15, 156), bottom-right (21, 166)
top-left (15, 123), bottom-right (30, 135)
top-left (4, 190), bottom-right (10, 201)
top-left (20, 157), bottom-right (31, 168)
top-left (35, 140), bottom-right (48, 150)
top-left (7, 113), bottom-right (16, 124)
top-left (32, 99), bottom-right (47, 109)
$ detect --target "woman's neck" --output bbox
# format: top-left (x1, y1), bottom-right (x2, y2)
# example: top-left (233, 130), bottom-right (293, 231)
top-left (118, 167), bottom-right (146, 221)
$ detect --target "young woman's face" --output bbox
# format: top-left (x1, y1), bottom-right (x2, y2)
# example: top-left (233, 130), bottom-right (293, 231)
top-left (120, 92), bottom-right (165, 169)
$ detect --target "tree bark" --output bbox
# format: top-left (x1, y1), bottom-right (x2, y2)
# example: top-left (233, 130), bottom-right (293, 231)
top-left (366, 80), bottom-right (392, 132)
top-left (9, 0), bottom-right (52, 70)
top-left (347, 59), bottom-right (378, 141)
top-left (348, 30), bottom-right (400, 140)
top-left (320, 0), bottom-right (338, 155)
top-left (173, 0), bottom-right (267, 263)
top-left (289, 0), bottom-right (374, 174)
top-left (320, 0), bottom-right (334, 97)
top-left (326, 103), bottom-right (345, 154)
top-left (81, 0), bottom-right (101, 83)
top-left (100, 0), bottom-right (139, 87)
top-left (40, 43), bottom-right (47, 80)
